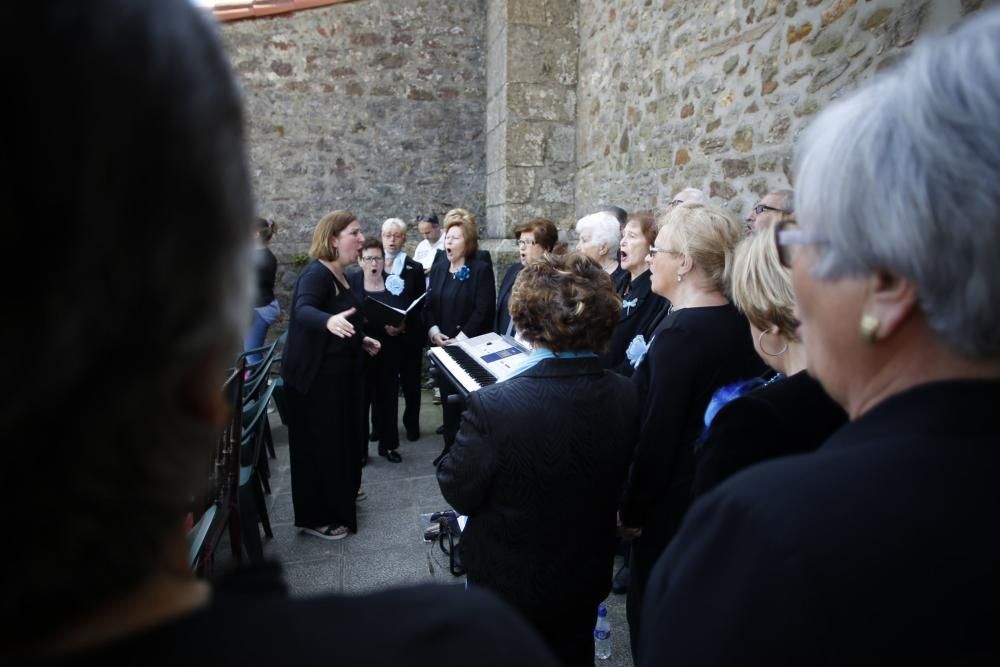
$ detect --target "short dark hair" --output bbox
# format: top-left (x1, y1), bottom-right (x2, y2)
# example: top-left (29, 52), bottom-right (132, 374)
top-left (4, 0), bottom-right (253, 650)
top-left (600, 205), bottom-right (629, 227)
top-left (628, 210), bottom-right (658, 246)
top-left (510, 253), bottom-right (621, 353)
top-left (415, 213), bottom-right (440, 225)
top-left (513, 217), bottom-right (559, 252)
top-left (361, 236), bottom-right (385, 254)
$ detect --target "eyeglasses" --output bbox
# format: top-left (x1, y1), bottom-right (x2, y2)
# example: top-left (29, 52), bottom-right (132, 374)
top-left (516, 239), bottom-right (537, 248)
top-left (775, 220), bottom-right (826, 268)
top-left (666, 199), bottom-right (685, 208)
top-left (382, 232), bottom-right (406, 240)
top-left (648, 245), bottom-right (683, 258)
top-left (752, 203), bottom-right (788, 217)
top-left (359, 256), bottom-right (384, 264)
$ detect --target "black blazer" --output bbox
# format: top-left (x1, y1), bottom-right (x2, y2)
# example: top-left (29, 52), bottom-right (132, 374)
top-left (425, 256), bottom-right (496, 339)
top-left (437, 357), bottom-right (639, 616)
top-left (494, 262), bottom-right (522, 336)
top-left (692, 370), bottom-right (847, 497)
top-left (641, 379), bottom-right (1000, 665)
top-left (621, 304), bottom-right (766, 548)
top-left (599, 270), bottom-right (668, 375)
top-left (281, 260), bottom-right (363, 394)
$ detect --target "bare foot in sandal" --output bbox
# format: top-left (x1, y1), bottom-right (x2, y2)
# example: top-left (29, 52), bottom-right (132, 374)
top-left (301, 525), bottom-right (349, 540)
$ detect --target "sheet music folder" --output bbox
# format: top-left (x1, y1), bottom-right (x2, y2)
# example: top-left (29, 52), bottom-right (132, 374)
top-left (364, 291), bottom-right (425, 329)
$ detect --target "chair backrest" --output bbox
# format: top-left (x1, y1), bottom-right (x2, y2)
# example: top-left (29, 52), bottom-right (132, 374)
top-left (240, 380), bottom-right (276, 469)
top-left (239, 337), bottom-right (280, 405)
top-left (189, 356), bottom-right (245, 572)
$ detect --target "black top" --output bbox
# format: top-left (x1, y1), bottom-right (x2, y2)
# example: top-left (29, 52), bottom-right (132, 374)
top-left (438, 357), bottom-right (639, 616)
top-left (281, 260), bottom-right (364, 393)
top-left (692, 370), bottom-right (847, 497)
top-left (599, 270), bottom-right (668, 375)
top-left (611, 264), bottom-right (629, 294)
top-left (38, 563), bottom-right (558, 667)
top-left (347, 271), bottom-right (407, 345)
top-left (386, 253), bottom-right (427, 349)
top-left (620, 304), bottom-right (766, 547)
top-left (641, 379), bottom-right (1000, 666)
top-left (494, 262), bottom-right (522, 336)
top-left (425, 257), bottom-right (496, 339)
top-left (254, 246), bottom-right (277, 307)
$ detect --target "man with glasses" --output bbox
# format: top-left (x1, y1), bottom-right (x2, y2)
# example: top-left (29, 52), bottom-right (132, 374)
top-left (665, 187), bottom-right (708, 209)
top-left (746, 189), bottom-right (794, 234)
top-left (381, 218), bottom-right (427, 443)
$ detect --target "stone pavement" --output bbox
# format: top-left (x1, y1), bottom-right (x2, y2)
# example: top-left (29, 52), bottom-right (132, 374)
top-left (255, 389), bottom-right (634, 667)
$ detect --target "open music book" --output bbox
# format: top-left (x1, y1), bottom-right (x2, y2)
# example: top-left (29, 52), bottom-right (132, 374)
top-left (364, 291), bottom-right (425, 330)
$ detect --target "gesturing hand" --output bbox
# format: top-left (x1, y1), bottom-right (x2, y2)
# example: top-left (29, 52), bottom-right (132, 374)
top-left (326, 307), bottom-right (357, 338)
top-left (362, 336), bottom-right (381, 357)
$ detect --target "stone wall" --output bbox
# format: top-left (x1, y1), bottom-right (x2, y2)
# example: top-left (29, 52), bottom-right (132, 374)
top-left (221, 0), bottom-right (487, 302)
top-left (575, 0), bottom-right (996, 219)
top-left (485, 0), bottom-right (579, 242)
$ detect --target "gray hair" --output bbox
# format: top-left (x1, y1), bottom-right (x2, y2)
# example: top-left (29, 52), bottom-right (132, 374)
top-left (576, 211), bottom-right (621, 251)
top-left (382, 217), bottom-right (407, 235)
top-left (794, 9), bottom-right (1000, 360)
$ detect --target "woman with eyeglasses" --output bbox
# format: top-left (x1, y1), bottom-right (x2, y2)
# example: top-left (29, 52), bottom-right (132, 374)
top-left (495, 218), bottom-right (558, 337)
top-left (640, 13), bottom-right (1000, 663)
top-left (349, 237), bottom-right (407, 463)
top-left (619, 202), bottom-right (765, 658)
top-left (691, 223), bottom-right (846, 497)
top-left (426, 209), bottom-right (496, 461)
top-left (599, 210), bottom-right (669, 376)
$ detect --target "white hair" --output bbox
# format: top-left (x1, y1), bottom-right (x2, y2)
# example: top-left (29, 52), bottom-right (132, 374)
top-left (381, 217), bottom-right (407, 234)
top-left (576, 211), bottom-right (621, 251)
top-left (794, 9), bottom-right (1000, 359)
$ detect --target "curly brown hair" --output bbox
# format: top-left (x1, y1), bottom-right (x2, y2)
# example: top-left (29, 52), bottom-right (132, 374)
top-left (510, 252), bottom-right (621, 353)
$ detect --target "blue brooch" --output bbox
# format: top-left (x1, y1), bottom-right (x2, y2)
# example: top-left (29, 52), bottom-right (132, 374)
top-left (622, 297), bottom-right (638, 316)
top-left (626, 334), bottom-right (650, 368)
top-left (454, 265), bottom-right (471, 282)
top-left (385, 274), bottom-right (405, 296)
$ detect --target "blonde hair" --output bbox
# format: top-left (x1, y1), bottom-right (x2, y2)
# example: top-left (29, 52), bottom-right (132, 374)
top-left (309, 209), bottom-right (356, 261)
top-left (443, 207), bottom-right (475, 228)
top-left (730, 224), bottom-right (800, 341)
top-left (657, 202), bottom-right (743, 295)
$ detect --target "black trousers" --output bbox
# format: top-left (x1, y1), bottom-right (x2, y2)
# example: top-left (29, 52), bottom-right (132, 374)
top-left (400, 341), bottom-right (423, 434)
top-left (363, 343), bottom-right (401, 452)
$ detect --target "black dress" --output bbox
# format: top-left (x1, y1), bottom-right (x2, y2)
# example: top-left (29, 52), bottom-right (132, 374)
top-left (494, 262), bottom-right (522, 336)
top-left (621, 303), bottom-right (766, 658)
top-left (599, 270), bottom-right (668, 376)
top-left (692, 370), bottom-right (847, 497)
top-left (282, 260), bottom-right (364, 532)
top-left (350, 271), bottom-right (406, 454)
top-left (640, 379), bottom-right (1000, 665)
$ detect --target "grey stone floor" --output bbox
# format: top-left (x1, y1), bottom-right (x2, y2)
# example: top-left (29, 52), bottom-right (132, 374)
top-left (253, 389), bottom-right (633, 666)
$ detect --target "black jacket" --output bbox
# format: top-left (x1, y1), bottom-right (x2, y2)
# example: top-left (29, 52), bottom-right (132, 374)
top-left (437, 356), bottom-right (639, 617)
top-left (425, 256), bottom-right (496, 340)
top-left (642, 379), bottom-right (1000, 666)
top-left (599, 270), bottom-right (667, 375)
top-left (692, 370), bottom-right (847, 497)
top-left (494, 262), bottom-right (522, 336)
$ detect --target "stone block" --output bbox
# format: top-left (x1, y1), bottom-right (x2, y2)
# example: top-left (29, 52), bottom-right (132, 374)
top-left (506, 121), bottom-right (547, 166)
top-left (507, 82), bottom-right (575, 122)
top-left (710, 180), bottom-right (737, 200)
top-left (733, 127), bottom-right (753, 152)
top-left (508, 0), bottom-right (577, 28)
top-left (811, 29), bottom-right (845, 57)
top-left (507, 24), bottom-right (578, 85)
top-left (807, 59), bottom-right (850, 93)
top-left (505, 166), bottom-right (536, 203)
top-left (700, 136), bottom-right (727, 154)
top-left (821, 0), bottom-right (857, 28)
top-left (722, 157), bottom-right (755, 179)
top-left (546, 124), bottom-right (575, 163)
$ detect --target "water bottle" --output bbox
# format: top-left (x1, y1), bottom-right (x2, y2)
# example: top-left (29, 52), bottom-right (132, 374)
top-left (594, 604), bottom-right (612, 660)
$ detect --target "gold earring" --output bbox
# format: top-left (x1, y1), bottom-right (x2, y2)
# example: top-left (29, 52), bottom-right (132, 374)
top-left (859, 314), bottom-right (879, 342)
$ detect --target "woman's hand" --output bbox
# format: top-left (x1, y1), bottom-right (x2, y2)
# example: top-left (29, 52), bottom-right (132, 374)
top-left (384, 323), bottom-right (405, 337)
top-left (326, 307), bottom-right (356, 338)
top-left (431, 333), bottom-right (450, 347)
top-left (362, 336), bottom-right (381, 357)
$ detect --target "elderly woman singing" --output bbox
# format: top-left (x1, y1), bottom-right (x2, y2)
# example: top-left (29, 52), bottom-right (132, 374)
top-left (639, 11), bottom-right (1000, 665)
